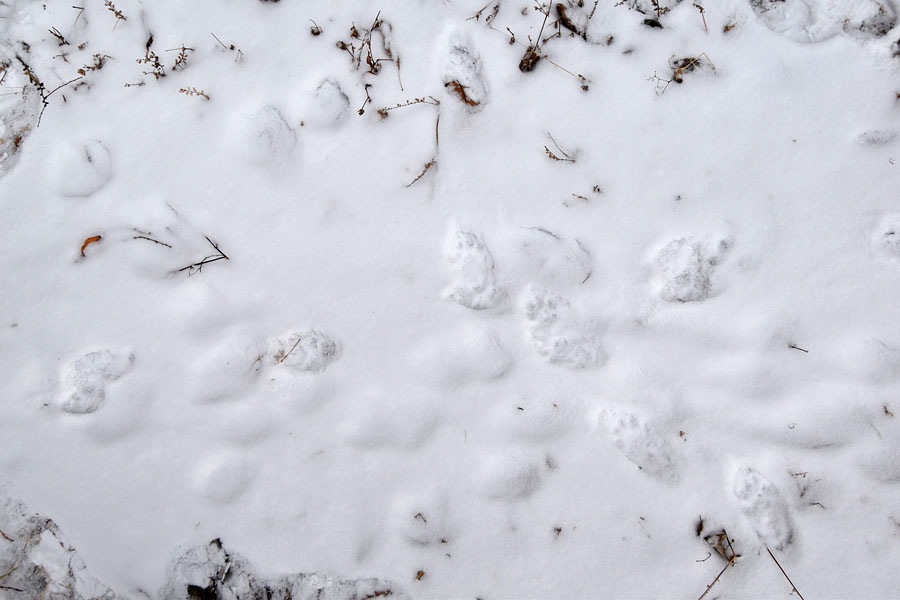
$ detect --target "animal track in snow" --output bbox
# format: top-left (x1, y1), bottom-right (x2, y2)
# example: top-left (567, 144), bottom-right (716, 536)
top-left (191, 451), bottom-right (254, 505)
top-left (873, 214), bottom-right (900, 259)
top-left (840, 338), bottom-right (900, 383)
top-left (340, 387), bottom-right (440, 450)
top-left (51, 140), bottom-right (112, 198)
top-left (306, 78), bottom-right (350, 127)
top-left (410, 324), bottom-right (512, 389)
top-left (441, 33), bottom-right (488, 107)
top-left (264, 330), bottom-right (338, 412)
top-left (391, 491), bottom-right (450, 546)
top-left (189, 329), bottom-right (266, 403)
top-left (748, 0), bottom-right (895, 43)
top-left (59, 348), bottom-right (135, 414)
top-left (268, 370), bottom-right (335, 414)
top-left (229, 104), bottom-right (296, 166)
top-left (858, 129), bottom-right (897, 145)
top-left (651, 235), bottom-right (731, 303)
top-left (497, 227), bottom-right (592, 291)
top-left (270, 329), bottom-right (339, 372)
top-left (0, 82), bottom-right (40, 177)
top-left (732, 464), bottom-right (794, 550)
top-left (600, 409), bottom-right (678, 483)
top-left (444, 228), bottom-right (507, 310)
top-left (478, 455), bottom-right (542, 500)
top-left (522, 287), bottom-right (604, 368)
top-left (493, 397), bottom-right (576, 444)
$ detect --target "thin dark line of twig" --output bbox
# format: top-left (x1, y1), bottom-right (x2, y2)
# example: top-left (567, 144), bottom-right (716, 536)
top-left (766, 546), bottom-right (805, 600)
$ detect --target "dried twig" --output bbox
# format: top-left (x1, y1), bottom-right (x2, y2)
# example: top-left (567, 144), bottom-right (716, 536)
top-left (133, 235), bottom-right (172, 248)
top-left (693, 3), bottom-right (708, 32)
top-left (179, 87), bottom-right (209, 100)
top-left (168, 45), bottom-right (193, 70)
top-left (49, 27), bottom-right (69, 46)
top-left (545, 132), bottom-right (576, 162)
top-left (37, 75), bottom-right (83, 126)
top-left (697, 530), bottom-right (740, 600)
top-left (376, 95), bottom-right (439, 118)
top-left (467, 1), bottom-right (501, 23)
top-left (358, 83), bottom-right (372, 115)
top-left (176, 236), bottom-right (229, 275)
top-left (766, 546), bottom-right (805, 600)
top-left (406, 160), bottom-right (436, 187)
top-left (445, 80), bottom-right (478, 106)
top-left (104, 0), bottom-right (127, 29)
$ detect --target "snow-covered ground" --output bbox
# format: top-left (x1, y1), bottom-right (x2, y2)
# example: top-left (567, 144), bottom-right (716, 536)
top-left (2, 0), bottom-right (900, 598)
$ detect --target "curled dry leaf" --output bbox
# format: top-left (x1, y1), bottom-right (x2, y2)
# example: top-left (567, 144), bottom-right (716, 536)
top-left (81, 235), bottom-right (102, 256)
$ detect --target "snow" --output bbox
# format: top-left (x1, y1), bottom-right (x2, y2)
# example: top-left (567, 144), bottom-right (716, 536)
top-left (2, 0), bottom-right (900, 598)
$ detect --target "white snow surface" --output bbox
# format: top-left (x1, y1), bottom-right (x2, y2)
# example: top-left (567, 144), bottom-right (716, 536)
top-left (2, 0), bottom-right (900, 598)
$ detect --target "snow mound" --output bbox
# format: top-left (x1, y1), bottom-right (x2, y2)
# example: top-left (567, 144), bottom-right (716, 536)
top-left (59, 348), bottom-right (135, 414)
top-left (651, 235), bottom-right (731, 303)
top-left (51, 140), bottom-right (112, 198)
top-left (0, 492), bottom-right (117, 599)
top-left (732, 464), bottom-right (794, 550)
top-left (444, 228), bottom-right (507, 310)
top-left (521, 287), bottom-right (604, 368)
top-left (162, 538), bottom-right (403, 600)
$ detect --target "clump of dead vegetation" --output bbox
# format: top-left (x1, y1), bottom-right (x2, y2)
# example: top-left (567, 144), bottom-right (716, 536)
top-left (648, 52), bottom-right (716, 94)
top-left (335, 12), bottom-right (395, 76)
top-left (104, 0), bottom-right (127, 29)
top-left (179, 86), bottom-right (209, 100)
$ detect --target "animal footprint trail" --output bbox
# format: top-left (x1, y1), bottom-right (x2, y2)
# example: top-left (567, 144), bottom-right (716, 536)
top-left (442, 34), bottom-right (488, 107)
top-left (391, 491), bottom-right (451, 546)
top-left (270, 329), bottom-right (339, 372)
top-left (522, 286), bottom-right (604, 368)
top-left (748, 0), bottom-right (895, 43)
top-left (478, 455), bottom-right (543, 500)
top-left (444, 229), bottom-right (507, 310)
top-left (601, 409), bottom-right (679, 483)
top-left (651, 235), bottom-right (730, 303)
top-left (59, 348), bottom-right (135, 414)
top-left (732, 464), bottom-right (794, 551)
top-left (498, 226), bottom-right (593, 290)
